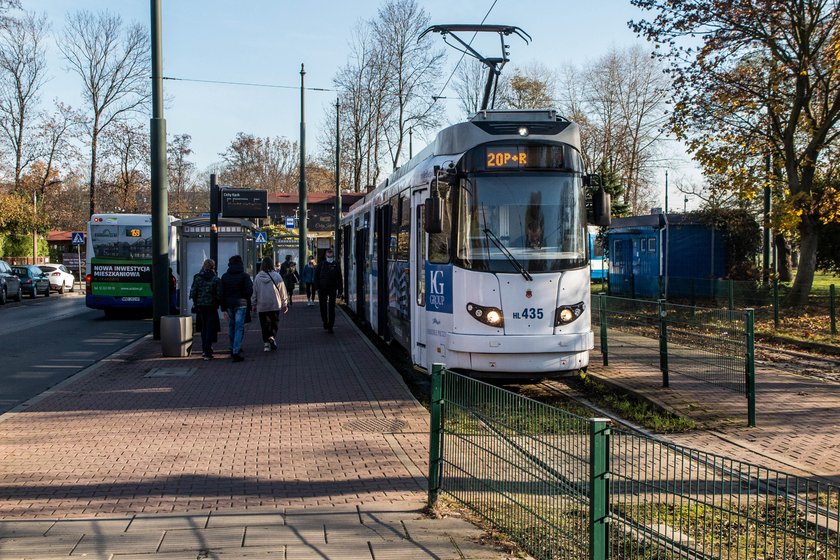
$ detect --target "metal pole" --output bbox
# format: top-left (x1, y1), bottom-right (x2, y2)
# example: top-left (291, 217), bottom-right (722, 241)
top-left (210, 174), bottom-right (218, 267)
top-left (32, 192), bottom-right (36, 264)
top-left (589, 418), bottom-right (610, 560)
top-left (409, 126), bottom-right (413, 159)
top-left (150, 0), bottom-right (170, 339)
top-left (428, 363), bottom-right (444, 507)
top-left (334, 98), bottom-right (341, 254)
top-left (659, 299), bottom-right (669, 387)
top-left (763, 182), bottom-right (771, 285)
top-left (745, 309), bottom-right (756, 427)
top-left (77, 243), bottom-right (81, 290)
top-left (298, 63), bottom-right (308, 269)
top-left (831, 284), bottom-right (837, 335)
top-left (664, 170), bottom-right (669, 214)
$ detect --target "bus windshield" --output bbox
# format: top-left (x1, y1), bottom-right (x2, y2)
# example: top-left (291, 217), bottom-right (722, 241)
top-left (90, 223), bottom-right (152, 260)
top-left (455, 173), bottom-right (587, 273)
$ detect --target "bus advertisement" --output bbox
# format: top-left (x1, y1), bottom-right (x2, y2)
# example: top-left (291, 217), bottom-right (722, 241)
top-left (86, 214), bottom-right (177, 313)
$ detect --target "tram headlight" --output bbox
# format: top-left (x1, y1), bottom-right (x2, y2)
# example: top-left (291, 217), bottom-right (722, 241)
top-left (518, 126), bottom-right (529, 137)
top-left (467, 303), bottom-right (504, 328)
top-left (554, 302), bottom-right (585, 326)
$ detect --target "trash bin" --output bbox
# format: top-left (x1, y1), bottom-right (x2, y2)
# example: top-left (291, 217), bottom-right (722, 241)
top-left (161, 315), bottom-right (193, 357)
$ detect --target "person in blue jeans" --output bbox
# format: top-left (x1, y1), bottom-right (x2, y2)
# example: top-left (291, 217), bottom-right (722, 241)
top-left (220, 254), bottom-right (253, 362)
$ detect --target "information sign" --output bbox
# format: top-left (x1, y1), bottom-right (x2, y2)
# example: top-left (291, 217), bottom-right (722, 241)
top-left (220, 188), bottom-right (268, 218)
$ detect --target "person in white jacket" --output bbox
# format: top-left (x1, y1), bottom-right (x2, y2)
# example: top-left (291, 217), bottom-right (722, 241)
top-left (251, 257), bottom-right (289, 351)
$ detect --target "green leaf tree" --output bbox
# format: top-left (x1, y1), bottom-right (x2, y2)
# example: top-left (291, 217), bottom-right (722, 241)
top-left (631, 0), bottom-right (840, 303)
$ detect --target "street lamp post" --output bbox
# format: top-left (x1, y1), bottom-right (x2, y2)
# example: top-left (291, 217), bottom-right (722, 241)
top-left (32, 191), bottom-right (37, 264)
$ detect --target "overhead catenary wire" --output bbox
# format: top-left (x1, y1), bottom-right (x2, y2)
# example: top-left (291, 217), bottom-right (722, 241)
top-left (161, 75), bottom-right (335, 92)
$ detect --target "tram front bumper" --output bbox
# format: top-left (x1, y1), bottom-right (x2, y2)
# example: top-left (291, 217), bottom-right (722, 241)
top-left (445, 332), bottom-right (593, 374)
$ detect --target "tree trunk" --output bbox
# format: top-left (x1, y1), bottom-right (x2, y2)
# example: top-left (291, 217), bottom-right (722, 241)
top-left (89, 133), bottom-right (98, 217)
top-left (775, 233), bottom-right (792, 282)
top-left (788, 215), bottom-right (819, 304)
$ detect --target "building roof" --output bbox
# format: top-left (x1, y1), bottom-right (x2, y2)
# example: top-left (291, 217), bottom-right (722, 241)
top-left (47, 230), bottom-right (73, 242)
top-left (609, 212), bottom-right (710, 231)
top-left (268, 192), bottom-right (365, 205)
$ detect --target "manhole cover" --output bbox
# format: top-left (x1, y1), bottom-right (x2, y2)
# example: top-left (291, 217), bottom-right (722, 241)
top-left (342, 418), bottom-right (408, 433)
top-left (145, 367), bottom-right (196, 378)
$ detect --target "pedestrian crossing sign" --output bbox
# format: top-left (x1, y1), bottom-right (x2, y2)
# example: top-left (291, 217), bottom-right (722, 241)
top-left (255, 231), bottom-right (267, 244)
top-left (71, 232), bottom-right (85, 246)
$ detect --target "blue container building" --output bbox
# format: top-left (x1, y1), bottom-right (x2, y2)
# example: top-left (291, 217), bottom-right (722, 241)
top-left (607, 213), bottom-right (727, 299)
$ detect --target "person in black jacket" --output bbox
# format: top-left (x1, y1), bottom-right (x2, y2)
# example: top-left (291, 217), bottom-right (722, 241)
top-left (314, 249), bottom-right (343, 333)
top-left (220, 254), bottom-right (253, 362)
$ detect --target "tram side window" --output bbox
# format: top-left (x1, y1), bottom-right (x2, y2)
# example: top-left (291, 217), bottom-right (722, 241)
top-left (397, 191), bottom-right (410, 261)
top-left (429, 193), bottom-right (452, 264)
top-left (389, 196), bottom-right (399, 261)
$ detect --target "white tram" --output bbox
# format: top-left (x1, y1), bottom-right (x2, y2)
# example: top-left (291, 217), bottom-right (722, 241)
top-left (341, 109), bottom-right (610, 378)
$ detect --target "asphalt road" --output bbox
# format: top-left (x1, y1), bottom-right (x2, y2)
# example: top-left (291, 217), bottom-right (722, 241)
top-left (0, 292), bottom-right (151, 414)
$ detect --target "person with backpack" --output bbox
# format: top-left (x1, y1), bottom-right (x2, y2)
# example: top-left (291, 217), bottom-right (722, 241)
top-left (251, 257), bottom-right (289, 352)
top-left (284, 262), bottom-right (300, 305)
top-left (220, 254), bottom-right (253, 362)
top-left (189, 259), bottom-right (222, 360)
top-left (302, 255), bottom-right (317, 306)
top-left (314, 248), bottom-right (343, 333)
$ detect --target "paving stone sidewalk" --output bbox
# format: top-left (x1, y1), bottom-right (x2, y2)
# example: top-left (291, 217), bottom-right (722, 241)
top-left (588, 331), bottom-right (840, 482)
top-left (0, 298), bottom-right (521, 559)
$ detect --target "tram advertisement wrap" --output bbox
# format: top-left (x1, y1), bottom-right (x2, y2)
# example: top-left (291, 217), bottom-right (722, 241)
top-left (90, 258), bottom-right (153, 297)
top-left (425, 263), bottom-right (453, 314)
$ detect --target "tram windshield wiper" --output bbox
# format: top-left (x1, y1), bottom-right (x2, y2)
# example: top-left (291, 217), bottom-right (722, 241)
top-left (482, 227), bottom-right (533, 281)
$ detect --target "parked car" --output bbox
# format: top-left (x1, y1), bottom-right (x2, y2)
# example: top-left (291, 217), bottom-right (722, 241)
top-left (12, 265), bottom-right (50, 298)
top-left (39, 263), bottom-right (75, 294)
top-left (0, 259), bottom-right (22, 304)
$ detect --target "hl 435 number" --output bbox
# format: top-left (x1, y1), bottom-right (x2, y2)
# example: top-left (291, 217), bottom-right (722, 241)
top-left (521, 307), bottom-right (543, 319)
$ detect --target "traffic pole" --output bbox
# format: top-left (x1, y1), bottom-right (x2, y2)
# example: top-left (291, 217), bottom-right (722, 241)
top-left (150, 0), bottom-right (170, 339)
top-left (210, 173), bottom-right (218, 268)
top-left (298, 64), bottom-right (308, 269)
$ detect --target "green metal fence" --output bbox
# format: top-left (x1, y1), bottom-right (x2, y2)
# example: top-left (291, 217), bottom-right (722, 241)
top-left (428, 366), bottom-right (840, 560)
top-left (633, 276), bottom-right (838, 338)
top-left (592, 295), bottom-right (756, 426)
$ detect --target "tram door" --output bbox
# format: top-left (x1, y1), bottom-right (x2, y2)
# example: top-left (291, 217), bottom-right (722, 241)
top-left (411, 191), bottom-right (427, 369)
top-left (375, 204), bottom-right (390, 338)
top-left (355, 218), bottom-right (368, 324)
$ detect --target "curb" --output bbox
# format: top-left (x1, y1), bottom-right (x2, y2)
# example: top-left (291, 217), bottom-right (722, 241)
top-left (0, 332), bottom-right (153, 424)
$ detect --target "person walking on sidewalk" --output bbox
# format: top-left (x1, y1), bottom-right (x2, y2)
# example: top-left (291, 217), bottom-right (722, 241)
top-left (251, 256), bottom-right (289, 352)
top-left (314, 248), bottom-right (342, 333)
top-left (220, 254), bottom-right (253, 362)
top-left (189, 258), bottom-right (222, 360)
top-left (284, 262), bottom-right (300, 306)
top-left (302, 255), bottom-right (317, 306)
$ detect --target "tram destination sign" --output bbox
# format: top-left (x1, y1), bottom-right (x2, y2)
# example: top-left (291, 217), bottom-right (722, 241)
top-left (220, 188), bottom-right (268, 218)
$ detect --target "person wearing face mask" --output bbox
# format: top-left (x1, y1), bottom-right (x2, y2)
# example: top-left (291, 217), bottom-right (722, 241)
top-left (313, 249), bottom-right (343, 333)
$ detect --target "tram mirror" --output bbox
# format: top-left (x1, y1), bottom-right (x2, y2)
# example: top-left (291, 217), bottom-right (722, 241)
top-left (592, 187), bottom-right (612, 227)
top-left (425, 197), bottom-right (443, 234)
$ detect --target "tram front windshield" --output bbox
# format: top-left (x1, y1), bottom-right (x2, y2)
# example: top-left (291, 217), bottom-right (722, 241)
top-left (456, 173), bottom-right (586, 273)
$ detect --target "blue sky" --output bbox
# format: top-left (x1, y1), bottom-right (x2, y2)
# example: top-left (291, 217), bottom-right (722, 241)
top-left (32, 0), bottom-right (698, 205)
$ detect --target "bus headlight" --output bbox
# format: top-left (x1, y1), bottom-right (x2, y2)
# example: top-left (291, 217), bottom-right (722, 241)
top-left (467, 303), bottom-right (504, 328)
top-left (555, 302), bottom-right (585, 326)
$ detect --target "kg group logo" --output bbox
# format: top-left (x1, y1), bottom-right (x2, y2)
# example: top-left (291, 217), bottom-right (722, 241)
top-left (425, 264), bottom-right (452, 314)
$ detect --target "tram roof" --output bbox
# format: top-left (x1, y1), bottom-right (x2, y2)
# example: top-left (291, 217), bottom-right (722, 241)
top-left (349, 109), bottom-right (581, 213)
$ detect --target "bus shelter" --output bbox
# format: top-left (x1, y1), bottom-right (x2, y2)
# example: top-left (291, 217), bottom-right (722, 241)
top-left (175, 217), bottom-right (258, 314)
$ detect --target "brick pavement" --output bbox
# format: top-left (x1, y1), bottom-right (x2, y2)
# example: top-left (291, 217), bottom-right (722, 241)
top-left (588, 331), bottom-right (840, 482)
top-left (0, 297), bottom-right (522, 558)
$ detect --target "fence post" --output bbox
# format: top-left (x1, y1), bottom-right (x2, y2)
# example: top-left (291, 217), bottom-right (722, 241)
top-left (745, 309), bottom-right (756, 427)
top-left (659, 299), bottom-right (669, 387)
top-left (728, 279), bottom-right (735, 311)
top-left (589, 418), bottom-right (610, 560)
top-left (599, 295), bottom-right (609, 366)
top-left (831, 284), bottom-right (837, 335)
top-left (428, 363), bottom-right (444, 507)
top-left (773, 279), bottom-right (780, 330)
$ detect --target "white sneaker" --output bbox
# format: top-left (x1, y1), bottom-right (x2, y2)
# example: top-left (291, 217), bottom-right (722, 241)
top-left (263, 343), bottom-right (270, 352)
top-left (307, 300), bottom-right (313, 306)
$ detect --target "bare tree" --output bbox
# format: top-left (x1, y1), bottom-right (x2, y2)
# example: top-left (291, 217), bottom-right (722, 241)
top-left (452, 58), bottom-right (487, 118)
top-left (497, 63), bottom-right (558, 109)
top-left (219, 132), bottom-right (299, 194)
top-left (373, 0), bottom-right (444, 170)
top-left (0, 11), bottom-right (47, 190)
top-left (558, 46), bottom-right (669, 214)
top-left (167, 133), bottom-right (194, 217)
top-left (33, 102), bottom-right (82, 194)
top-left (59, 10), bottom-right (150, 217)
top-left (99, 120), bottom-right (149, 213)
